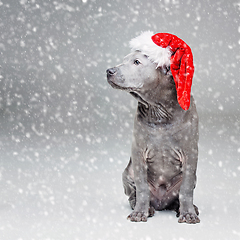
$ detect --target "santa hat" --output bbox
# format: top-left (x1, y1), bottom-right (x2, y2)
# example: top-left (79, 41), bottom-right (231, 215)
top-left (129, 31), bottom-right (194, 111)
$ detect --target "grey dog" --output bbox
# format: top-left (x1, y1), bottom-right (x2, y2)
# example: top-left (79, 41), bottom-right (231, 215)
top-left (106, 49), bottom-right (200, 223)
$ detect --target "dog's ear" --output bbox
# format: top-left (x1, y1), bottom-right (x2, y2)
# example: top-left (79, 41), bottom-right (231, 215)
top-left (158, 65), bottom-right (172, 76)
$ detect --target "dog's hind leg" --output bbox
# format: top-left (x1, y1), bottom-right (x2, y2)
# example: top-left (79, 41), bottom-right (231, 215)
top-left (122, 158), bottom-right (136, 210)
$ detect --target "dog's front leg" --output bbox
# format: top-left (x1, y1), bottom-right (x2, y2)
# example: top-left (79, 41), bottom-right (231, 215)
top-left (178, 147), bottom-right (200, 224)
top-left (127, 147), bottom-right (150, 222)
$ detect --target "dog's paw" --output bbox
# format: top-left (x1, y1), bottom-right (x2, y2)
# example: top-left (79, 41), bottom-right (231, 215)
top-left (148, 206), bottom-right (155, 217)
top-left (127, 207), bottom-right (155, 222)
top-left (178, 212), bottom-right (200, 224)
top-left (127, 211), bottom-right (148, 222)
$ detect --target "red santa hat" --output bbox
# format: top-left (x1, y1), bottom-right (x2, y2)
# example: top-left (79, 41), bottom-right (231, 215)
top-left (129, 31), bottom-right (194, 111)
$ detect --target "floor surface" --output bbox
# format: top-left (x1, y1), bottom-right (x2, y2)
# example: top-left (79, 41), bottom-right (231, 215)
top-left (0, 113), bottom-right (240, 240)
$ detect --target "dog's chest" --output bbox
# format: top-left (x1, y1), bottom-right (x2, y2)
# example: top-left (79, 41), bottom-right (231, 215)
top-left (133, 119), bottom-right (186, 176)
top-left (145, 141), bottom-right (183, 177)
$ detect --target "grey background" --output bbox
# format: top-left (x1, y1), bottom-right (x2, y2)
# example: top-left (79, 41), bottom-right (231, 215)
top-left (0, 0), bottom-right (240, 239)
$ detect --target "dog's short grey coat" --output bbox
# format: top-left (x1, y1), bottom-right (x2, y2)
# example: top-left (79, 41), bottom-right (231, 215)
top-left (106, 51), bottom-right (200, 223)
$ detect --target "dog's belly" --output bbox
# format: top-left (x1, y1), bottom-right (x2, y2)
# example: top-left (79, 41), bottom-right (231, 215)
top-left (146, 145), bottom-right (183, 207)
top-left (148, 173), bottom-right (182, 210)
top-left (132, 128), bottom-right (184, 208)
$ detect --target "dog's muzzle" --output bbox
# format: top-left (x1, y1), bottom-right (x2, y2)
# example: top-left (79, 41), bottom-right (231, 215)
top-left (106, 67), bottom-right (118, 77)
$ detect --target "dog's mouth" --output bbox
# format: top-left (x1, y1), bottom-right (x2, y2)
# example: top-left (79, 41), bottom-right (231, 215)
top-left (108, 78), bottom-right (148, 107)
top-left (107, 79), bottom-right (127, 90)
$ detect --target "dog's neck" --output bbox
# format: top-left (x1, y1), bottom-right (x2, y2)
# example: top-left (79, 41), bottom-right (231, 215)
top-left (130, 73), bottom-right (184, 125)
top-left (137, 101), bottom-right (174, 124)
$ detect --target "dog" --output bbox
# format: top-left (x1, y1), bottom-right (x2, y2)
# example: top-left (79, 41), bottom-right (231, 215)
top-left (106, 32), bottom-right (200, 223)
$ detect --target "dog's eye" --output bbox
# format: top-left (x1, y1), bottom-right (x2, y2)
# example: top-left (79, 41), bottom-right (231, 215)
top-left (134, 59), bottom-right (141, 65)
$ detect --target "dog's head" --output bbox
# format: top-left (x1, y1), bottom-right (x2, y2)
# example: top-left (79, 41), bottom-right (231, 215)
top-left (107, 51), bottom-right (176, 107)
top-left (107, 31), bottom-right (195, 110)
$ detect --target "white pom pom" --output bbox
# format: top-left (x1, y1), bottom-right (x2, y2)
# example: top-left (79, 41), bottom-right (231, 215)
top-left (129, 31), bottom-right (172, 67)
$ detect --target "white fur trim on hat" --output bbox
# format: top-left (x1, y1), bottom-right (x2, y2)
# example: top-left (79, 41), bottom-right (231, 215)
top-left (129, 31), bottom-right (172, 67)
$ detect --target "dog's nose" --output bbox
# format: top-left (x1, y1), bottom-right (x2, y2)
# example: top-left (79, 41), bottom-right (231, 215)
top-left (106, 68), bottom-right (117, 76)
